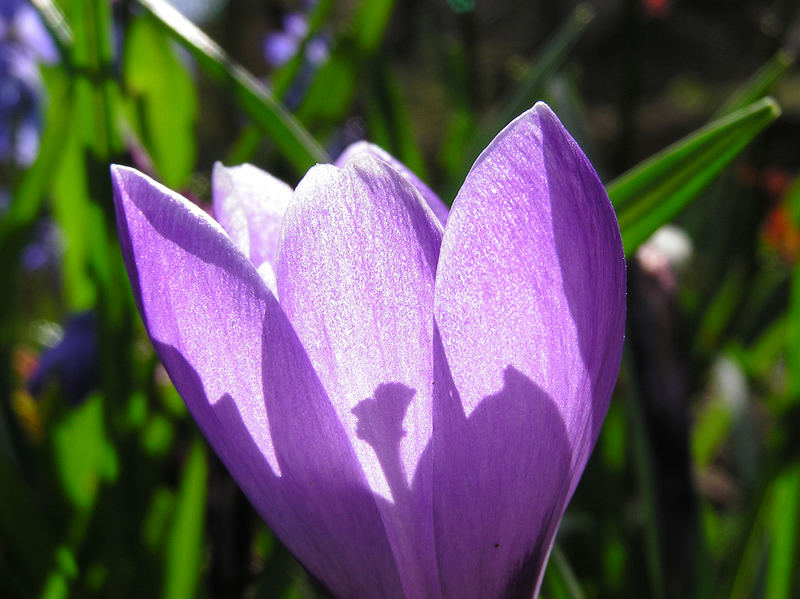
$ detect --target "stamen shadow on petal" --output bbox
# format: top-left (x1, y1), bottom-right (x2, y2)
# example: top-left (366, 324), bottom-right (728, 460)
top-left (354, 382), bottom-right (441, 598)
top-left (430, 327), bottom-right (572, 599)
top-left (352, 383), bottom-right (416, 508)
top-left (258, 311), bottom-right (406, 599)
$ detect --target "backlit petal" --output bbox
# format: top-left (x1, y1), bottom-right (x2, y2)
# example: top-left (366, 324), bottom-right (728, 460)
top-left (112, 165), bottom-right (403, 598)
top-left (211, 162), bottom-right (292, 271)
top-left (431, 103), bottom-right (626, 598)
top-left (276, 154), bottom-right (444, 598)
top-left (336, 141), bottom-right (449, 225)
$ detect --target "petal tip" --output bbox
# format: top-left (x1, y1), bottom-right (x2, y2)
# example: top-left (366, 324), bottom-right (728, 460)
top-left (110, 163), bottom-right (139, 186)
top-left (334, 140), bottom-right (372, 167)
top-left (110, 165), bottom-right (147, 210)
top-left (341, 139), bottom-right (371, 156)
top-left (110, 164), bottom-right (162, 192)
top-left (531, 100), bottom-right (555, 117)
top-left (344, 150), bottom-right (384, 173)
top-left (294, 163), bottom-right (342, 199)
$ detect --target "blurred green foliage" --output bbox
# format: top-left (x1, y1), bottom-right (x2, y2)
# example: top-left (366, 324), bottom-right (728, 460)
top-left (1, 0), bottom-right (799, 597)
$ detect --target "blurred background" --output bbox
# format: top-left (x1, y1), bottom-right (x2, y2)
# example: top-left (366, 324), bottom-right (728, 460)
top-left (1, 0), bottom-right (799, 597)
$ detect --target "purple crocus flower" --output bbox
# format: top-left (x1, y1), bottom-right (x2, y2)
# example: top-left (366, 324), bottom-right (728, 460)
top-left (111, 102), bottom-right (625, 598)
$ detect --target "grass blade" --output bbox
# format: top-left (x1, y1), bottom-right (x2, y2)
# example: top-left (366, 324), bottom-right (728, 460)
top-left (608, 97), bottom-right (780, 255)
top-left (69, 0), bottom-right (120, 158)
top-left (163, 438), bottom-right (208, 599)
top-left (622, 353), bottom-right (666, 599)
top-left (713, 49), bottom-right (794, 118)
top-left (136, 0), bottom-right (328, 173)
top-left (29, 0), bottom-right (73, 50)
top-left (123, 14), bottom-right (198, 188)
top-left (446, 4), bottom-right (594, 196)
top-left (764, 464), bottom-right (800, 599)
top-left (492, 4), bottom-right (594, 142)
top-left (785, 179), bottom-right (800, 401)
top-left (542, 543), bottom-right (587, 599)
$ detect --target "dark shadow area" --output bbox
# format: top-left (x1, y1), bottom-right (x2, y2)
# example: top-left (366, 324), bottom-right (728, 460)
top-left (627, 259), bottom-right (699, 597)
top-left (206, 454), bottom-right (254, 599)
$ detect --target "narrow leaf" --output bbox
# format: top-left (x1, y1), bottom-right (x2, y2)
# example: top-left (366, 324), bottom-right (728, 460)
top-left (764, 464), bottom-right (800, 599)
top-left (135, 0), bottom-right (328, 173)
top-left (492, 4), bottom-right (594, 141)
top-left (51, 395), bottom-right (118, 510)
top-left (352, 0), bottom-right (397, 53)
top-left (541, 544), bottom-right (586, 599)
top-left (294, 0), bottom-right (399, 128)
top-left (226, 0), bottom-right (334, 165)
top-left (163, 437), bottom-right (208, 599)
top-left (728, 482), bottom-right (774, 599)
top-left (364, 58), bottom-right (427, 178)
top-left (622, 353), bottom-right (666, 599)
top-left (69, 0), bottom-right (120, 157)
top-left (785, 179), bottom-right (800, 400)
top-left (29, 0), bottom-right (73, 50)
top-left (714, 49), bottom-right (794, 118)
top-left (445, 4), bottom-right (594, 196)
top-left (49, 109), bottom-right (97, 310)
top-left (608, 97), bottom-right (780, 254)
top-left (1, 67), bottom-right (71, 238)
top-left (124, 15), bottom-right (197, 188)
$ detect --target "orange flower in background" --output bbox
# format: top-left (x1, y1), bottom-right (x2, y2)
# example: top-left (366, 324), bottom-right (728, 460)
top-left (759, 167), bottom-right (800, 264)
top-left (643, 0), bottom-right (670, 19)
top-left (763, 203), bottom-right (800, 264)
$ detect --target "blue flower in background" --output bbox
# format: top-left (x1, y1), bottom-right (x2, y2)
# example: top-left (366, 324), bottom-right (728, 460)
top-left (263, 7), bottom-right (329, 109)
top-left (263, 11), bottom-right (328, 69)
top-left (28, 311), bottom-right (99, 406)
top-left (0, 0), bottom-right (57, 166)
top-left (21, 216), bottom-right (62, 271)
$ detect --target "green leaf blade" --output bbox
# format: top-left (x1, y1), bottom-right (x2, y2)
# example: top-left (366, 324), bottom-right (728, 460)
top-left (162, 438), bottom-right (208, 599)
top-left (136, 0), bottom-right (328, 173)
top-left (608, 97), bottom-right (780, 255)
top-left (123, 15), bottom-right (198, 188)
top-left (764, 464), bottom-right (800, 599)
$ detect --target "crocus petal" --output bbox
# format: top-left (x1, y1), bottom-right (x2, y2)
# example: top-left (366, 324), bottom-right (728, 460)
top-left (276, 154), bottom-right (444, 598)
top-left (431, 103), bottom-right (626, 598)
top-left (112, 165), bottom-right (404, 598)
top-left (336, 141), bottom-right (450, 225)
top-left (211, 162), bottom-right (292, 273)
